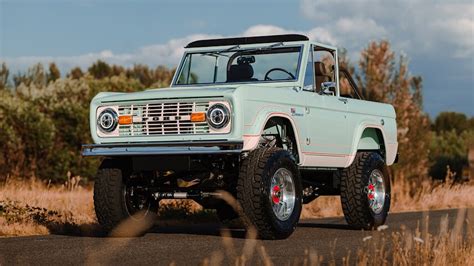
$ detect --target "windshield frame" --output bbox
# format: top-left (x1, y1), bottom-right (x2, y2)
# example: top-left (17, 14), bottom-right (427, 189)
top-left (171, 44), bottom-right (304, 87)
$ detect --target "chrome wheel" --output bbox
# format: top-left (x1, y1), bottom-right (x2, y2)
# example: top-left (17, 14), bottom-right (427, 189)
top-left (270, 168), bottom-right (296, 221)
top-left (366, 169), bottom-right (386, 214)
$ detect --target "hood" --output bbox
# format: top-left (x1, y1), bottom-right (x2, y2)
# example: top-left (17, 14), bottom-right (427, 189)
top-left (94, 86), bottom-right (238, 103)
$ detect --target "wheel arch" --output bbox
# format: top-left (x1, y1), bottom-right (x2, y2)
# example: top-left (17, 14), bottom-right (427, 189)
top-left (243, 113), bottom-right (302, 164)
top-left (348, 126), bottom-right (388, 166)
top-left (99, 157), bottom-right (132, 171)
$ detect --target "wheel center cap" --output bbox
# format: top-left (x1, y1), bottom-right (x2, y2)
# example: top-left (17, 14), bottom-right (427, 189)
top-left (367, 183), bottom-right (375, 200)
top-left (271, 185), bottom-right (281, 204)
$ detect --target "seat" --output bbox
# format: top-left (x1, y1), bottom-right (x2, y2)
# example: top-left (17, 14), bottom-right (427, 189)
top-left (227, 63), bottom-right (256, 82)
top-left (314, 62), bottom-right (332, 93)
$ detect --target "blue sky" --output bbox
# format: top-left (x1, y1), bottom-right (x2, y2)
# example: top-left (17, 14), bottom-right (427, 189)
top-left (1, 0), bottom-right (473, 117)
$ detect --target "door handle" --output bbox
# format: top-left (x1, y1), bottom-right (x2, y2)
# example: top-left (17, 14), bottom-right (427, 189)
top-left (292, 86), bottom-right (302, 92)
top-left (338, 98), bottom-right (348, 104)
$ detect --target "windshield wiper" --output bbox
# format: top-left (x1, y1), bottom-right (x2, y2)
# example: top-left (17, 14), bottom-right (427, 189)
top-left (201, 45), bottom-right (240, 58)
top-left (213, 45), bottom-right (241, 55)
top-left (210, 42), bottom-right (284, 55)
top-left (261, 42), bottom-right (284, 49)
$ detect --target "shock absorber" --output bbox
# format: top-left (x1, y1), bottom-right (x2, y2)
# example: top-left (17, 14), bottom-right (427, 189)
top-left (152, 191), bottom-right (222, 200)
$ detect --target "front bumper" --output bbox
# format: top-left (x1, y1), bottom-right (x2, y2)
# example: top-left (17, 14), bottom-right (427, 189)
top-left (81, 140), bottom-right (243, 156)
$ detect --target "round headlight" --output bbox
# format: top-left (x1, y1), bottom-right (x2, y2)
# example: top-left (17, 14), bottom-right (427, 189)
top-left (207, 104), bottom-right (230, 129)
top-left (97, 108), bottom-right (118, 133)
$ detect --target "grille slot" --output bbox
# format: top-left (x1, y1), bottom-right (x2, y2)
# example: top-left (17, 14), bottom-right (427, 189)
top-left (118, 101), bottom-right (209, 136)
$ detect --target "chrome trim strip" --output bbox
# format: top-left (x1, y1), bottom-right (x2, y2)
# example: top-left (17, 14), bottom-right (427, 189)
top-left (81, 140), bottom-right (243, 156)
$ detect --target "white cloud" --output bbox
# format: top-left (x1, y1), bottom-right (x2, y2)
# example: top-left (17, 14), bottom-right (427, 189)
top-left (2, 26), bottom-right (338, 74)
top-left (299, 0), bottom-right (474, 59)
top-left (335, 18), bottom-right (386, 37)
top-left (242, 25), bottom-right (291, 37)
top-left (243, 24), bottom-right (336, 44)
top-left (2, 1), bottom-right (473, 76)
top-left (1, 33), bottom-right (221, 73)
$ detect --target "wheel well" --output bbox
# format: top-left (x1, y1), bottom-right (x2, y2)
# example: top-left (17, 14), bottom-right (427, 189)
top-left (357, 127), bottom-right (386, 160)
top-left (263, 117), bottom-right (300, 163)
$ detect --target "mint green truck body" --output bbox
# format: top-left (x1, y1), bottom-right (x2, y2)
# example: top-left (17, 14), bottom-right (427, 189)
top-left (84, 34), bottom-right (398, 238)
top-left (86, 38), bottom-right (397, 167)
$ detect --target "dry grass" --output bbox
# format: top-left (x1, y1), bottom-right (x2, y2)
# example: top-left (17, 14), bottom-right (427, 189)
top-left (0, 176), bottom-right (97, 237)
top-left (1, 176), bottom-right (473, 264)
top-left (1, 176), bottom-right (474, 237)
top-left (344, 209), bottom-right (474, 266)
top-left (301, 179), bottom-right (474, 219)
top-left (194, 208), bottom-right (474, 265)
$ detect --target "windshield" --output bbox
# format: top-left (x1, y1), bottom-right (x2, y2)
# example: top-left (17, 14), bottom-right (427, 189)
top-left (174, 45), bottom-right (302, 85)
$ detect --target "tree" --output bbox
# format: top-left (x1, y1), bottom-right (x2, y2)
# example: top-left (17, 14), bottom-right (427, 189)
top-left (338, 48), bottom-right (355, 74)
top-left (357, 41), bottom-right (395, 102)
top-left (357, 40), bottom-right (431, 184)
top-left (126, 64), bottom-right (152, 86)
top-left (13, 63), bottom-right (47, 88)
top-left (153, 65), bottom-right (174, 87)
top-left (429, 130), bottom-right (472, 180)
top-left (48, 62), bottom-right (61, 83)
top-left (88, 60), bottom-right (112, 79)
top-left (68, 67), bottom-right (84, 79)
top-left (0, 62), bottom-right (9, 90)
top-left (429, 112), bottom-right (473, 180)
top-left (124, 64), bottom-right (174, 88)
top-left (111, 65), bottom-right (125, 76)
top-left (432, 112), bottom-right (471, 134)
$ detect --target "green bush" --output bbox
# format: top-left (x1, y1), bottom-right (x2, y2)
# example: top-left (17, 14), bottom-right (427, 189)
top-left (0, 60), bottom-right (176, 182)
top-left (0, 89), bottom-right (55, 178)
top-left (0, 75), bottom-right (148, 182)
top-left (429, 130), bottom-right (473, 180)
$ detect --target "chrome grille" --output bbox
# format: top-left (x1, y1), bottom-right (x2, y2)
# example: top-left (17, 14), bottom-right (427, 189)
top-left (118, 101), bottom-right (210, 136)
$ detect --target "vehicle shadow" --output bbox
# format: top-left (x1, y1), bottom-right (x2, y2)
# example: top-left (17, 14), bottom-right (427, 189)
top-left (45, 220), bottom-right (246, 239)
top-left (150, 222), bottom-right (248, 239)
top-left (297, 222), bottom-right (354, 230)
top-left (45, 219), bottom-right (355, 238)
top-left (43, 221), bottom-right (106, 237)
top-left (150, 218), bottom-right (357, 238)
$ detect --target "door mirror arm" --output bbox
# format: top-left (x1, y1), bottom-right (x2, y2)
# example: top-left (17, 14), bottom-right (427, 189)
top-left (320, 82), bottom-right (336, 96)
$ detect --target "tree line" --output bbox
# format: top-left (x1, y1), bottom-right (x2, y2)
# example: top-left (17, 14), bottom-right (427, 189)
top-left (0, 40), bottom-right (472, 186)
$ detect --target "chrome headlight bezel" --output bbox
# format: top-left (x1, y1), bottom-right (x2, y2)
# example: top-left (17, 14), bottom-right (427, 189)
top-left (97, 108), bottom-right (118, 133)
top-left (207, 103), bottom-right (230, 129)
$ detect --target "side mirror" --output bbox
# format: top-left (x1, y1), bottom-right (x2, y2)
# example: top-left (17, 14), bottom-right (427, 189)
top-left (320, 82), bottom-right (336, 96)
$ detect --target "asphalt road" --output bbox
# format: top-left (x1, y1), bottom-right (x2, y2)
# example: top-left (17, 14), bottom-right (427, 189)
top-left (0, 208), bottom-right (471, 265)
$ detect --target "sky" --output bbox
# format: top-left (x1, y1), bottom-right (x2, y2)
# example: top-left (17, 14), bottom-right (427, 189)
top-left (0, 0), bottom-right (473, 118)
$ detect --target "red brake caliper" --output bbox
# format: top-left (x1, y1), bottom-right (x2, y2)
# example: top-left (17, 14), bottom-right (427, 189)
top-left (272, 185), bottom-right (281, 204)
top-left (367, 183), bottom-right (375, 200)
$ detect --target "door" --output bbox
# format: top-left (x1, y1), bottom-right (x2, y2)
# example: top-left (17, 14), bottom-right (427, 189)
top-left (302, 45), bottom-right (352, 167)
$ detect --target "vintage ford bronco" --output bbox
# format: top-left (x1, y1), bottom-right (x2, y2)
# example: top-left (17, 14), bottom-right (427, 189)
top-left (83, 34), bottom-right (398, 239)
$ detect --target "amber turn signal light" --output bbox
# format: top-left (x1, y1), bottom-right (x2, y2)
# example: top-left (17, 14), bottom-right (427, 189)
top-left (118, 115), bottom-right (133, 125)
top-left (190, 112), bottom-right (206, 122)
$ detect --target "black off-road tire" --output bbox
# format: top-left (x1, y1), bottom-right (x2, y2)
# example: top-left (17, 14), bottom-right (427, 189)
top-left (237, 147), bottom-right (302, 239)
top-left (340, 151), bottom-right (391, 230)
top-left (94, 159), bottom-right (157, 236)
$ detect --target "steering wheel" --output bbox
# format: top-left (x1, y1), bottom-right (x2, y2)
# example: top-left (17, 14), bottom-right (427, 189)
top-left (264, 68), bottom-right (296, 81)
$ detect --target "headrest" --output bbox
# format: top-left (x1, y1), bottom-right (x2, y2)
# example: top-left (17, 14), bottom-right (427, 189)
top-left (227, 64), bottom-right (254, 82)
top-left (314, 62), bottom-right (329, 76)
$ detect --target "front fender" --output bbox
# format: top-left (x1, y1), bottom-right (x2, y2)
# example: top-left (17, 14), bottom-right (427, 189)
top-left (240, 102), bottom-right (304, 162)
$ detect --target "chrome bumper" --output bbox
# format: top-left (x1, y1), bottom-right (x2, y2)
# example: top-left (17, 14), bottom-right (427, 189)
top-left (81, 140), bottom-right (243, 156)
